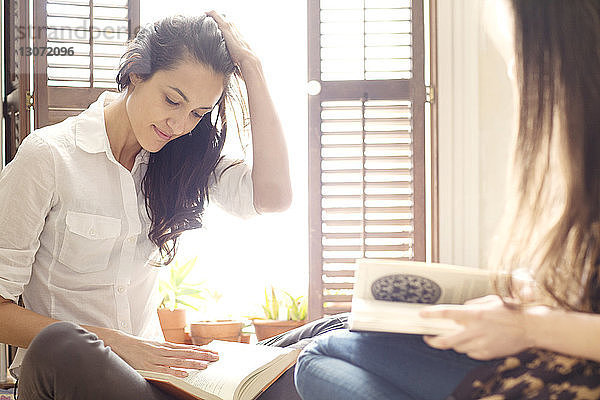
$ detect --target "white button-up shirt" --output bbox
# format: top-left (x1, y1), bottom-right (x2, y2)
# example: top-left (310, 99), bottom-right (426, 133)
top-left (0, 90), bottom-right (257, 375)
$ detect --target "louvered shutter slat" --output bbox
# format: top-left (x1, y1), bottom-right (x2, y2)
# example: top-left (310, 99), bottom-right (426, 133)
top-left (320, 0), bottom-right (412, 82)
top-left (323, 271), bottom-right (355, 278)
top-left (323, 295), bottom-right (353, 302)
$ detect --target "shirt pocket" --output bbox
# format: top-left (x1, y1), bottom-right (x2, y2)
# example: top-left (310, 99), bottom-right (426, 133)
top-left (58, 211), bottom-right (121, 273)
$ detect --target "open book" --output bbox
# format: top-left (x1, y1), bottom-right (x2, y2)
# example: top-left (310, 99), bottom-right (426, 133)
top-left (349, 259), bottom-right (493, 336)
top-left (138, 340), bottom-right (300, 400)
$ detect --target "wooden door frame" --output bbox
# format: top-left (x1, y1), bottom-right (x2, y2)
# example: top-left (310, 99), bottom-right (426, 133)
top-left (4, 0), bottom-right (31, 163)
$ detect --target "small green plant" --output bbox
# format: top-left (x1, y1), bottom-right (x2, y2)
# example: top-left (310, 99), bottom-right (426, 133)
top-left (260, 286), bottom-right (307, 321)
top-left (284, 291), bottom-right (308, 321)
top-left (158, 256), bottom-right (205, 311)
top-left (207, 289), bottom-right (223, 304)
top-left (262, 286), bottom-right (280, 320)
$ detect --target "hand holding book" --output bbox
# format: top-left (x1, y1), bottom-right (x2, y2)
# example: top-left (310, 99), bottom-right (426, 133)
top-left (420, 295), bottom-right (539, 360)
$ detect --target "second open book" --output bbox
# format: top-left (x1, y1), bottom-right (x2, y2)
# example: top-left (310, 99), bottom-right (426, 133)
top-left (349, 259), bottom-right (494, 336)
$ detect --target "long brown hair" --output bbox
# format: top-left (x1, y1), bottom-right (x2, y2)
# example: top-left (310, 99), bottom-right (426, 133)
top-left (116, 15), bottom-right (246, 266)
top-left (492, 1), bottom-right (600, 312)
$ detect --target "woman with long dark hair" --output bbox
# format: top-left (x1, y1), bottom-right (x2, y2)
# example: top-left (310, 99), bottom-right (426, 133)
top-left (0, 11), bottom-right (295, 399)
top-left (294, 1), bottom-right (600, 398)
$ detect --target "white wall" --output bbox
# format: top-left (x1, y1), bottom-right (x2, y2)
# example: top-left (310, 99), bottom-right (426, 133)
top-left (477, 26), bottom-right (514, 267)
top-left (437, 0), bottom-right (515, 267)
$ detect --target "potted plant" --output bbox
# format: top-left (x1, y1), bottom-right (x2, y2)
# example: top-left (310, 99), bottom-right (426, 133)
top-left (189, 290), bottom-right (244, 345)
top-left (157, 256), bottom-right (205, 344)
top-left (252, 286), bottom-right (308, 341)
top-left (240, 321), bottom-right (253, 344)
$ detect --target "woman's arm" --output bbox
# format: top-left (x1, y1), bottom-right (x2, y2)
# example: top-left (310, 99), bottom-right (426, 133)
top-left (526, 305), bottom-right (600, 362)
top-left (420, 295), bottom-right (600, 362)
top-left (0, 297), bottom-right (57, 348)
top-left (0, 296), bottom-right (218, 377)
top-left (206, 11), bottom-right (292, 213)
top-left (240, 57), bottom-right (293, 213)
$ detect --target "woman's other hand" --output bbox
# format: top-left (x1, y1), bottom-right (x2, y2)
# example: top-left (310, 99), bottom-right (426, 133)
top-left (103, 330), bottom-right (219, 377)
top-left (205, 10), bottom-right (256, 68)
top-left (419, 295), bottom-right (542, 360)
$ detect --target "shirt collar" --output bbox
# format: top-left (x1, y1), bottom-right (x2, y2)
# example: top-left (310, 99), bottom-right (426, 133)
top-left (74, 90), bottom-right (113, 154)
top-left (74, 90), bottom-right (150, 165)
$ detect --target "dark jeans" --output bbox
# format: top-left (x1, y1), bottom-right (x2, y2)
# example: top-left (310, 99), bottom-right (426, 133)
top-left (16, 314), bottom-right (348, 400)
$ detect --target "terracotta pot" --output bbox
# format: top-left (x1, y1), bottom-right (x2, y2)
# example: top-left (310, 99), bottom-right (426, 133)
top-left (252, 319), bottom-right (306, 341)
top-left (157, 308), bottom-right (187, 344)
top-left (240, 333), bottom-right (251, 344)
top-left (190, 320), bottom-right (243, 345)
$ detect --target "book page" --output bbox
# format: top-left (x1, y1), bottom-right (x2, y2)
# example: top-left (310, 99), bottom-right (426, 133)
top-left (351, 298), bottom-right (464, 335)
top-left (236, 351), bottom-right (298, 399)
top-left (180, 368), bottom-right (234, 400)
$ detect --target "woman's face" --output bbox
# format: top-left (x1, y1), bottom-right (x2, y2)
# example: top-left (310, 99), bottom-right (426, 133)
top-left (125, 58), bottom-right (225, 152)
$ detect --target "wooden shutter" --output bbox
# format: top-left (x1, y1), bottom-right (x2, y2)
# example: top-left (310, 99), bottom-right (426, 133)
top-left (32, 0), bottom-right (139, 129)
top-left (4, 0), bottom-right (32, 163)
top-left (308, 0), bottom-right (426, 319)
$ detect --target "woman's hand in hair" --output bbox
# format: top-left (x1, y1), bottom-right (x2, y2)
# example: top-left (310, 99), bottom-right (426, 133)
top-left (205, 10), bottom-right (257, 69)
top-left (419, 295), bottom-right (539, 360)
top-left (100, 328), bottom-right (219, 377)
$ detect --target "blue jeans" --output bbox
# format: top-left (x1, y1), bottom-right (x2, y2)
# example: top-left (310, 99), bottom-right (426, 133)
top-left (294, 330), bottom-right (493, 400)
